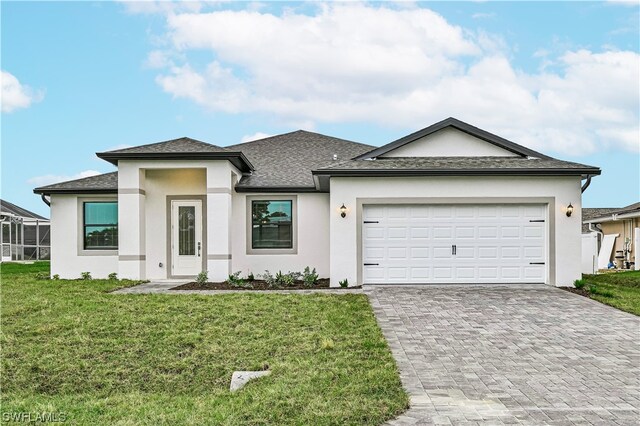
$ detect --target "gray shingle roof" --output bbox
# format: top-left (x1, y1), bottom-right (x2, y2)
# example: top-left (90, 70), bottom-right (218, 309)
top-left (315, 157), bottom-right (601, 174)
top-left (96, 137), bottom-right (254, 171)
top-left (1, 199), bottom-right (48, 220)
top-left (34, 172), bottom-right (118, 194)
top-left (227, 130), bottom-right (374, 190)
top-left (582, 207), bottom-right (620, 233)
top-left (583, 202), bottom-right (640, 227)
top-left (102, 137), bottom-right (231, 154)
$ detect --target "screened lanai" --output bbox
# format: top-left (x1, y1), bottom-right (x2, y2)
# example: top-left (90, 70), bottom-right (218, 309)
top-left (0, 199), bottom-right (50, 262)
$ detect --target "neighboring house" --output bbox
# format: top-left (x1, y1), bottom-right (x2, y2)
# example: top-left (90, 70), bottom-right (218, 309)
top-left (33, 118), bottom-right (600, 286)
top-left (583, 202), bottom-right (640, 271)
top-left (1, 199), bottom-right (50, 262)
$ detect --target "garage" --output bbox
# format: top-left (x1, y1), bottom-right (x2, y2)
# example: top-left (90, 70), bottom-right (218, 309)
top-left (362, 204), bottom-right (547, 284)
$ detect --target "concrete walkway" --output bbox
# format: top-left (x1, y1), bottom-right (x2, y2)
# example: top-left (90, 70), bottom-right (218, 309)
top-left (366, 285), bottom-right (640, 425)
top-left (111, 280), bottom-right (363, 295)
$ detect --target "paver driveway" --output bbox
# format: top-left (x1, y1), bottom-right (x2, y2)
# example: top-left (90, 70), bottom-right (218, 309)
top-left (366, 286), bottom-right (640, 425)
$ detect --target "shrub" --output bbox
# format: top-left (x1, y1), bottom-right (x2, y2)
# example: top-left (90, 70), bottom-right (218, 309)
top-left (227, 271), bottom-right (246, 288)
top-left (262, 270), bottom-right (277, 287)
top-left (339, 279), bottom-right (349, 288)
top-left (196, 270), bottom-right (208, 285)
top-left (108, 272), bottom-right (118, 281)
top-left (52, 274), bottom-right (60, 280)
top-left (80, 272), bottom-right (92, 280)
top-left (35, 272), bottom-right (50, 281)
top-left (275, 270), bottom-right (295, 286)
top-left (574, 279), bottom-right (586, 289)
top-left (302, 266), bottom-right (319, 287)
top-left (247, 272), bottom-right (255, 282)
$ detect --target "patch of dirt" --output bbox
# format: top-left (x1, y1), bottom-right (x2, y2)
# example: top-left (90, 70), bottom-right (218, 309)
top-left (561, 287), bottom-right (591, 298)
top-left (171, 278), bottom-right (358, 291)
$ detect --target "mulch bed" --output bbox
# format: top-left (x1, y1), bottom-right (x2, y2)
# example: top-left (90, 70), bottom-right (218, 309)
top-left (172, 278), bottom-right (358, 291)
top-left (561, 287), bottom-right (591, 298)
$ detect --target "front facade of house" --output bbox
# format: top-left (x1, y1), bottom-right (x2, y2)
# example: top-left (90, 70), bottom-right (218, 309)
top-left (34, 118), bottom-right (600, 286)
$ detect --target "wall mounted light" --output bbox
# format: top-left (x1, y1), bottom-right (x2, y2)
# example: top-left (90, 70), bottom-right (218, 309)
top-left (340, 203), bottom-right (347, 218)
top-left (566, 203), bottom-right (573, 217)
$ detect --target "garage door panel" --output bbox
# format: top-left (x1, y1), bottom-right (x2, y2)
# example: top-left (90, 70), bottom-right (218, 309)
top-left (363, 204), bottom-right (547, 284)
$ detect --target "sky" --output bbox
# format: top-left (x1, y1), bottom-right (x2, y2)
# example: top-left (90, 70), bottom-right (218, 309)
top-left (1, 0), bottom-right (639, 217)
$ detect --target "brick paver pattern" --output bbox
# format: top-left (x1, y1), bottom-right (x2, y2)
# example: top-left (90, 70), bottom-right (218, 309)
top-left (366, 286), bottom-right (640, 425)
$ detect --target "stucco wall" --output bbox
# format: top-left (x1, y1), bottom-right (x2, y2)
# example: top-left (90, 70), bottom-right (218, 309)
top-left (381, 128), bottom-right (519, 158)
top-left (329, 176), bottom-right (583, 287)
top-left (49, 194), bottom-right (118, 279)
top-left (231, 192), bottom-right (330, 278)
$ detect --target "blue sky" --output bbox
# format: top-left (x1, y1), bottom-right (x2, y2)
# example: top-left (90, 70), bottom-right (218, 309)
top-left (2, 1), bottom-right (639, 217)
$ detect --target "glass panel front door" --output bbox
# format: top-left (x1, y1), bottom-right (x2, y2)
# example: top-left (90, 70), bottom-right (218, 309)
top-left (178, 206), bottom-right (196, 255)
top-left (171, 200), bottom-right (203, 277)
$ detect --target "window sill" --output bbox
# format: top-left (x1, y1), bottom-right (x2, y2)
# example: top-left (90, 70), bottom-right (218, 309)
top-left (78, 249), bottom-right (118, 257)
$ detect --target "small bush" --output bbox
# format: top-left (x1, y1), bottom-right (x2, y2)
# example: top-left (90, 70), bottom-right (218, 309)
top-left (262, 270), bottom-right (277, 287)
top-left (320, 338), bottom-right (335, 350)
top-left (275, 270), bottom-right (295, 286)
top-left (227, 271), bottom-right (246, 288)
top-left (247, 272), bottom-right (255, 282)
top-left (35, 272), bottom-right (50, 281)
top-left (196, 270), bottom-right (208, 285)
top-left (80, 272), bottom-right (92, 280)
top-left (574, 279), bottom-right (586, 289)
top-left (108, 272), bottom-right (118, 281)
top-left (339, 279), bottom-right (349, 288)
top-left (302, 266), bottom-right (319, 287)
top-left (52, 274), bottom-right (60, 280)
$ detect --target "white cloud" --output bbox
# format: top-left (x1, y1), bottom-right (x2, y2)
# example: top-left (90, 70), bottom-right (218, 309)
top-left (240, 132), bottom-right (273, 143)
top-left (472, 12), bottom-right (496, 19)
top-left (1, 71), bottom-right (43, 113)
top-left (28, 170), bottom-right (102, 187)
top-left (148, 3), bottom-right (639, 155)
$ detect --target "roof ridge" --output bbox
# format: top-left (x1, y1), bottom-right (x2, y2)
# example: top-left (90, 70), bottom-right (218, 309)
top-left (101, 137), bottom-right (227, 154)
top-left (227, 129), bottom-right (373, 149)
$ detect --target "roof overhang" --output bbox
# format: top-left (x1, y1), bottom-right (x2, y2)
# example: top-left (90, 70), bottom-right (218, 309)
top-left (584, 210), bottom-right (640, 224)
top-left (234, 185), bottom-right (321, 193)
top-left (33, 188), bottom-right (117, 196)
top-left (96, 151), bottom-right (255, 172)
top-left (312, 168), bottom-right (601, 178)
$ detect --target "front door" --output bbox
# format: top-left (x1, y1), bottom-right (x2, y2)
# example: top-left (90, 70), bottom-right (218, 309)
top-left (171, 200), bottom-right (203, 277)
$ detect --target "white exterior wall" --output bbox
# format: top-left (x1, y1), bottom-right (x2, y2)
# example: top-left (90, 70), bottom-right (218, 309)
top-left (49, 194), bottom-right (118, 279)
top-left (231, 193), bottom-right (330, 278)
top-left (381, 128), bottom-right (519, 158)
top-left (329, 176), bottom-right (582, 287)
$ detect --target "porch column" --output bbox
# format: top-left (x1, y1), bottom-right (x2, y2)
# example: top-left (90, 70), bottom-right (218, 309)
top-left (118, 166), bottom-right (146, 280)
top-left (206, 165), bottom-right (232, 281)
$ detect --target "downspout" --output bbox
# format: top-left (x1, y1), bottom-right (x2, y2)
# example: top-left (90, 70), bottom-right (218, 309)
top-left (40, 194), bottom-right (51, 207)
top-left (581, 175), bottom-right (592, 193)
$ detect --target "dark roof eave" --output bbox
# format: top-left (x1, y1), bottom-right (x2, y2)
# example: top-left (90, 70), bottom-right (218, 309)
top-left (33, 188), bottom-right (117, 195)
top-left (312, 168), bottom-right (602, 177)
top-left (354, 118), bottom-right (553, 160)
top-left (234, 185), bottom-right (322, 193)
top-left (95, 151), bottom-right (255, 172)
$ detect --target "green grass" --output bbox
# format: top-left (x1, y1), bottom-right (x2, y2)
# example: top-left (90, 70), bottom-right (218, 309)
top-left (580, 270), bottom-right (640, 315)
top-left (1, 262), bottom-right (408, 425)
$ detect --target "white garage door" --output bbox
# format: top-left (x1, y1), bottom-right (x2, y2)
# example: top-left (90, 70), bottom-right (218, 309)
top-left (363, 204), bottom-right (547, 284)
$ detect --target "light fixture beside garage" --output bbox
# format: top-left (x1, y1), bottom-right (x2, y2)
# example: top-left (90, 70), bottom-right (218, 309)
top-left (566, 203), bottom-right (574, 217)
top-left (340, 204), bottom-right (347, 218)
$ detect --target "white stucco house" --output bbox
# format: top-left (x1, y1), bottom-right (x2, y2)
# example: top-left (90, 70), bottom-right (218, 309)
top-left (34, 118), bottom-right (600, 286)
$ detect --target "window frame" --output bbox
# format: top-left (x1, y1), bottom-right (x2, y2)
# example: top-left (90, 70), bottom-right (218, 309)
top-left (246, 195), bottom-right (297, 255)
top-left (77, 197), bottom-right (119, 256)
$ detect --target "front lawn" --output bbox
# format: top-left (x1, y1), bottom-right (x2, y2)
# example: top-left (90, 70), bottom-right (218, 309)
top-left (577, 270), bottom-right (640, 315)
top-left (1, 263), bottom-right (408, 425)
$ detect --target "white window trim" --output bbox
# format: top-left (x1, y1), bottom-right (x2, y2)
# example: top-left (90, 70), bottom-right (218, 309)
top-left (77, 196), bottom-right (119, 256)
top-left (246, 195), bottom-right (297, 255)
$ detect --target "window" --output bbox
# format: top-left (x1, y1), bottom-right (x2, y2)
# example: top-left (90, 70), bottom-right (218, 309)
top-left (84, 202), bottom-right (118, 250)
top-left (251, 200), bottom-right (293, 249)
